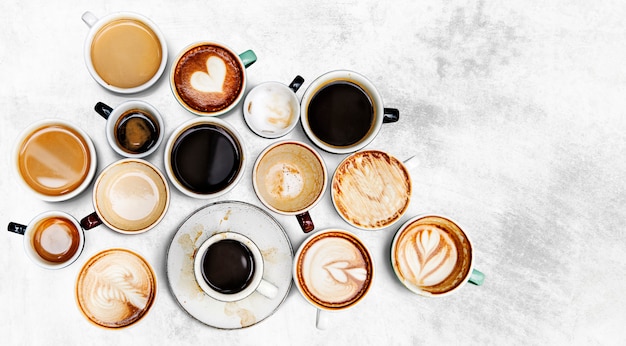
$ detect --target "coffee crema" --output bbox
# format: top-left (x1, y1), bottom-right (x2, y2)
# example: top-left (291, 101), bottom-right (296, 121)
top-left (76, 248), bottom-right (156, 329)
top-left (332, 150), bottom-right (411, 229)
top-left (31, 216), bottom-right (81, 263)
top-left (173, 44), bottom-right (244, 113)
top-left (114, 109), bottom-right (160, 154)
top-left (296, 231), bottom-right (373, 310)
top-left (17, 124), bottom-right (92, 197)
top-left (91, 18), bottom-right (162, 88)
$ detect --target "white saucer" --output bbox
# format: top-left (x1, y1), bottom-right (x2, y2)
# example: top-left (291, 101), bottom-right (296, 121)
top-left (166, 200), bottom-right (293, 329)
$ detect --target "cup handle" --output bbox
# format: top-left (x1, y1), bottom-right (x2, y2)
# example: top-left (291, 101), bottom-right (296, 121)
top-left (468, 269), bottom-right (485, 286)
top-left (296, 211), bottom-right (315, 233)
top-left (7, 222), bottom-right (27, 235)
top-left (239, 50), bottom-right (257, 68)
top-left (80, 212), bottom-right (102, 230)
top-left (383, 108), bottom-right (400, 123)
top-left (81, 11), bottom-right (98, 28)
top-left (256, 279), bottom-right (278, 299)
top-left (289, 75), bottom-right (305, 93)
top-left (94, 102), bottom-right (113, 120)
top-left (316, 309), bottom-right (329, 330)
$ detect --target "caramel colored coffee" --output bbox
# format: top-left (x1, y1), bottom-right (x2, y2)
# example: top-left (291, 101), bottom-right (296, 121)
top-left (31, 216), bottom-right (81, 263)
top-left (332, 150), bottom-right (411, 229)
top-left (76, 249), bottom-right (156, 329)
top-left (91, 18), bottom-right (162, 88)
top-left (295, 230), bottom-right (373, 310)
top-left (17, 124), bottom-right (91, 197)
top-left (392, 216), bottom-right (472, 295)
top-left (172, 44), bottom-right (244, 113)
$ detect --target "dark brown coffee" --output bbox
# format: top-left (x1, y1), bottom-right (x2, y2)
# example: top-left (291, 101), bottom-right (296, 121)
top-left (201, 239), bottom-right (255, 294)
top-left (307, 81), bottom-right (374, 147)
top-left (32, 216), bottom-right (81, 263)
top-left (114, 109), bottom-right (160, 154)
top-left (170, 124), bottom-right (242, 194)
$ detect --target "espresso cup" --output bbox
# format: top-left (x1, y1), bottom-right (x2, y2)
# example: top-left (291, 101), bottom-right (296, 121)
top-left (193, 232), bottom-right (278, 302)
top-left (332, 150), bottom-right (412, 230)
top-left (76, 248), bottom-right (157, 329)
top-left (253, 141), bottom-right (327, 233)
top-left (164, 117), bottom-right (247, 199)
top-left (81, 11), bottom-right (168, 94)
top-left (93, 101), bottom-right (164, 158)
top-left (300, 70), bottom-right (399, 154)
top-left (13, 119), bottom-right (98, 202)
top-left (7, 211), bottom-right (85, 269)
top-left (171, 41), bottom-right (257, 116)
top-left (293, 229), bottom-right (374, 329)
top-left (391, 214), bottom-right (485, 297)
top-left (80, 159), bottom-right (170, 234)
top-left (243, 75), bottom-right (304, 138)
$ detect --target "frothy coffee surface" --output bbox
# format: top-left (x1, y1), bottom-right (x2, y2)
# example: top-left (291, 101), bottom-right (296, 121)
top-left (296, 231), bottom-right (372, 310)
top-left (18, 124), bottom-right (91, 197)
top-left (255, 142), bottom-right (325, 213)
top-left (173, 44), bottom-right (244, 113)
top-left (95, 160), bottom-right (168, 232)
top-left (332, 150), bottom-right (411, 229)
top-left (246, 85), bottom-right (297, 134)
top-left (76, 249), bottom-right (156, 329)
top-left (393, 216), bottom-right (472, 295)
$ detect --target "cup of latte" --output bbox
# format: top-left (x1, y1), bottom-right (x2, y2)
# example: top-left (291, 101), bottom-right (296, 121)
top-left (391, 214), bottom-right (485, 297)
top-left (293, 229), bottom-right (374, 329)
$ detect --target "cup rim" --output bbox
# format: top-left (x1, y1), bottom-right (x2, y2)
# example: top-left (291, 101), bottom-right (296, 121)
top-left (252, 140), bottom-right (328, 216)
top-left (300, 69), bottom-right (384, 154)
top-left (82, 11), bottom-right (168, 94)
top-left (390, 213), bottom-right (475, 297)
top-left (13, 119), bottom-right (98, 202)
top-left (91, 158), bottom-right (170, 234)
top-left (242, 81), bottom-right (301, 138)
top-left (169, 41), bottom-right (249, 117)
top-left (163, 117), bottom-right (247, 199)
top-left (104, 100), bottom-right (164, 158)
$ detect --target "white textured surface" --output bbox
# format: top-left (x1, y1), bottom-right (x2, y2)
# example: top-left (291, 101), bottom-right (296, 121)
top-left (1, 0), bottom-right (625, 344)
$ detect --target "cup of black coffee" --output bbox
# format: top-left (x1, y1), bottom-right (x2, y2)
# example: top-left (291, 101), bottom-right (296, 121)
top-left (164, 118), bottom-right (246, 199)
top-left (193, 232), bottom-right (278, 301)
top-left (300, 70), bottom-right (399, 154)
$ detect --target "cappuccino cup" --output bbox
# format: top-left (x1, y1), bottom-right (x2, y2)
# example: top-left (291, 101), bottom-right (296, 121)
top-left (253, 141), bottom-right (327, 233)
top-left (293, 229), bottom-right (374, 329)
top-left (80, 159), bottom-right (170, 234)
top-left (164, 117), bottom-right (247, 199)
top-left (13, 119), bottom-right (97, 202)
top-left (171, 41), bottom-right (257, 116)
top-left (7, 211), bottom-right (85, 269)
top-left (243, 75), bottom-right (304, 138)
top-left (300, 70), bottom-right (399, 154)
top-left (193, 232), bottom-right (278, 302)
top-left (94, 101), bottom-right (164, 158)
top-left (82, 11), bottom-right (168, 94)
top-left (391, 214), bottom-right (485, 297)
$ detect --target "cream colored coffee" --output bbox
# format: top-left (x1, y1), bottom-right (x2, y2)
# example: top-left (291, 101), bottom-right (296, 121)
top-left (393, 216), bottom-right (472, 295)
top-left (332, 150), bottom-right (411, 229)
top-left (94, 160), bottom-right (168, 232)
top-left (254, 142), bottom-right (325, 213)
top-left (246, 84), bottom-right (298, 133)
top-left (76, 249), bottom-right (156, 329)
top-left (296, 231), bottom-right (372, 310)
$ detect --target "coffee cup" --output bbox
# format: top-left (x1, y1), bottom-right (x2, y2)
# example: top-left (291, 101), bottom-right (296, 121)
top-left (93, 100), bottom-right (163, 158)
top-left (331, 150), bottom-right (412, 230)
top-left (164, 117), bottom-right (247, 199)
top-left (193, 232), bottom-right (278, 302)
top-left (391, 214), bottom-right (485, 297)
top-left (7, 211), bottom-right (85, 269)
top-left (243, 75), bottom-right (304, 138)
top-left (75, 248), bottom-right (157, 329)
top-left (252, 141), bottom-right (327, 233)
top-left (300, 70), bottom-right (399, 154)
top-left (81, 11), bottom-right (168, 94)
top-left (80, 159), bottom-right (170, 234)
top-left (171, 41), bottom-right (257, 116)
top-left (13, 119), bottom-right (98, 202)
top-left (293, 229), bottom-right (374, 329)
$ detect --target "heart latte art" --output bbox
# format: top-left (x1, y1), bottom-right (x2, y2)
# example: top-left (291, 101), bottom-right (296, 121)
top-left (190, 56), bottom-right (226, 92)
